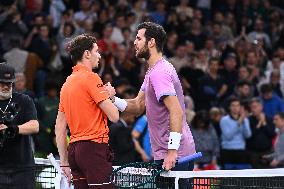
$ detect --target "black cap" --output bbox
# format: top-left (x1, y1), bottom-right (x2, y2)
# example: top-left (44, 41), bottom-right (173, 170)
top-left (0, 63), bottom-right (16, 83)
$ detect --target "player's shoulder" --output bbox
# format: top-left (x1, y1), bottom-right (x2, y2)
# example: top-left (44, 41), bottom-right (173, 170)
top-left (152, 58), bottom-right (174, 74)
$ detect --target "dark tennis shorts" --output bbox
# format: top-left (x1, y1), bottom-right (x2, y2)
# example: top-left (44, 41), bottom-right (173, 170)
top-left (68, 141), bottom-right (115, 189)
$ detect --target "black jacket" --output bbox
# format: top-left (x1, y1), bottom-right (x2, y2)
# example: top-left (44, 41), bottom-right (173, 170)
top-left (247, 115), bottom-right (276, 152)
top-left (109, 119), bottom-right (136, 166)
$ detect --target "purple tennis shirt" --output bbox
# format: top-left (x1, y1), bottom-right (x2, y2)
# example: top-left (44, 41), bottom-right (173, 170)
top-left (141, 58), bottom-right (196, 160)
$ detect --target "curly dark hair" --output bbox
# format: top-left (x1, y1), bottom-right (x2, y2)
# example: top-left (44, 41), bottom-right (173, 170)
top-left (66, 34), bottom-right (97, 63)
top-left (137, 22), bottom-right (167, 53)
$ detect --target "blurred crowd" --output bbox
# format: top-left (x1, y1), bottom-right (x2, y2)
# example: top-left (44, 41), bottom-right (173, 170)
top-left (1, 0), bottom-right (284, 169)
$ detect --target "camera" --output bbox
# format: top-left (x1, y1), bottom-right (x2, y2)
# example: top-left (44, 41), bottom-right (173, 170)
top-left (0, 102), bottom-right (20, 148)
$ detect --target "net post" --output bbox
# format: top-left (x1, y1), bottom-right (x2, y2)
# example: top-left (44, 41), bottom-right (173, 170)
top-left (175, 176), bottom-right (180, 189)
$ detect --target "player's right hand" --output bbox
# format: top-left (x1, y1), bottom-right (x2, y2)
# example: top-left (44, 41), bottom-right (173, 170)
top-left (162, 149), bottom-right (177, 171)
top-left (62, 166), bottom-right (72, 185)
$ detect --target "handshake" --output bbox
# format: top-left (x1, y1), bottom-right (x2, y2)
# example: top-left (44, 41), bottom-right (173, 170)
top-left (104, 82), bottom-right (116, 102)
top-left (103, 82), bottom-right (128, 112)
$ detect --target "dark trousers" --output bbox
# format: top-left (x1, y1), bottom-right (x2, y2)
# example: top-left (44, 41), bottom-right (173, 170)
top-left (68, 141), bottom-right (115, 189)
top-left (0, 169), bottom-right (35, 189)
top-left (221, 149), bottom-right (252, 170)
top-left (154, 159), bottom-right (194, 189)
top-left (247, 150), bottom-right (271, 169)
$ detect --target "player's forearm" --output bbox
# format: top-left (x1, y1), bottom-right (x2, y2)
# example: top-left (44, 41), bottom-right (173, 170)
top-left (169, 107), bottom-right (183, 133)
top-left (55, 126), bottom-right (69, 165)
top-left (55, 112), bottom-right (69, 165)
top-left (124, 98), bottom-right (144, 115)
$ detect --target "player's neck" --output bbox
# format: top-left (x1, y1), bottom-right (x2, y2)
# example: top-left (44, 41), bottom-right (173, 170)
top-left (147, 52), bottom-right (163, 68)
top-left (78, 61), bottom-right (92, 71)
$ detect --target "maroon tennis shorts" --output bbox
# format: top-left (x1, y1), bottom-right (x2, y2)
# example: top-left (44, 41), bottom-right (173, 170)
top-left (68, 141), bottom-right (115, 189)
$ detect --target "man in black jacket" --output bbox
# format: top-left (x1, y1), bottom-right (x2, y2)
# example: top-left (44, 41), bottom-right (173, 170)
top-left (109, 113), bottom-right (136, 166)
top-left (0, 63), bottom-right (39, 189)
top-left (247, 97), bottom-right (276, 168)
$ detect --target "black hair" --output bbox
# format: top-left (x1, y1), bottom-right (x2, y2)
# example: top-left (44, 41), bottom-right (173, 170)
top-left (137, 22), bottom-right (167, 53)
top-left (275, 112), bottom-right (284, 120)
top-left (66, 34), bottom-right (97, 63)
top-left (208, 57), bottom-right (220, 65)
top-left (260, 83), bottom-right (273, 94)
top-left (228, 96), bottom-right (241, 105)
top-left (237, 80), bottom-right (251, 87)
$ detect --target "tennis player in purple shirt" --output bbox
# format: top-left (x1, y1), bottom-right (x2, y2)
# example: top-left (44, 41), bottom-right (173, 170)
top-left (107, 22), bottom-right (196, 172)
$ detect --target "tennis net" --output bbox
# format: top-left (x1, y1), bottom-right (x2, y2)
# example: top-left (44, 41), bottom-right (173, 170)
top-left (35, 157), bottom-right (57, 188)
top-left (35, 158), bottom-right (284, 189)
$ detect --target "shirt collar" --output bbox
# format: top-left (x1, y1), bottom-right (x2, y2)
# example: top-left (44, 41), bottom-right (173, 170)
top-left (72, 64), bottom-right (91, 73)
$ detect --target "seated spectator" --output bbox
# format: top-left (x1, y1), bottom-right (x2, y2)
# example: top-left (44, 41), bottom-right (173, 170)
top-left (260, 83), bottom-right (284, 119)
top-left (247, 98), bottom-right (276, 169)
top-left (209, 107), bottom-right (224, 139)
top-left (262, 112), bottom-right (284, 168)
top-left (220, 96), bottom-right (252, 169)
top-left (191, 110), bottom-right (220, 170)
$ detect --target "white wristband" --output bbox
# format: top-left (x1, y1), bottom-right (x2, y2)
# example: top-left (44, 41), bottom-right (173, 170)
top-left (168, 132), bottom-right (182, 150)
top-left (113, 97), bottom-right (127, 112)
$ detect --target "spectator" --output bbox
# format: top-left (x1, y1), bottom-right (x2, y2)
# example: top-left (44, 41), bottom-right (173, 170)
top-left (110, 14), bottom-right (126, 44)
top-left (109, 111), bottom-right (136, 165)
top-left (13, 73), bottom-right (35, 101)
top-left (209, 107), bottom-right (224, 139)
top-left (220, 96), bottom-right (252, 170)
top-left (132, 114), bottom-right (152, 162)
top-left (0, 3), bottom-right (28, 52)
top-left (219, 52), bottom-right (238, 98)
top-left (191, 110), bottom-right (219, 170)
top-left (269, 69), bottom-right (284, 98)
top-left (248, 18), bottom-right (272, 50)
top-left (222, 80), bottom-right (254, 111)
top-left (4, 38), bottom-right (29, 73)
top-left (73, 0), bottom-right (96, 28)
top-left (169, 43), bottom-right (190, 72)
top-left (198, 57), bottom-right (227, 110)
top-left (260, 83), bottom-right (284, 119)
top-left (247, 97), bottom-right (276, 169)
top-left (4, 38), bottom-right (43, 91)
top-left (35, 80), bottom-right (59, 157)
top-left (262, 112), bottom-right (284, 168)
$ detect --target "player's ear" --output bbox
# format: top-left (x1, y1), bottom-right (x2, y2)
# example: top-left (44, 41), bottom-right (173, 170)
top-left (148, 38), bottom-right (155, 48)
top-left (84, 50), bottom-right (91, 59)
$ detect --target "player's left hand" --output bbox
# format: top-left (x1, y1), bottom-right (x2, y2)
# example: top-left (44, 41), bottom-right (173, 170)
top-left (162, 149), bottom-right (177, 171)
